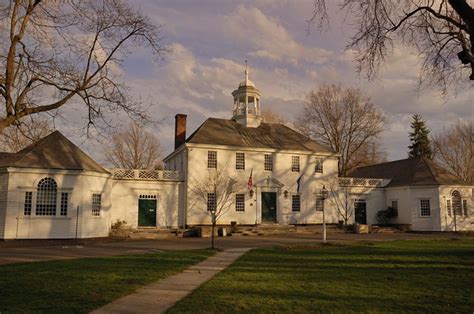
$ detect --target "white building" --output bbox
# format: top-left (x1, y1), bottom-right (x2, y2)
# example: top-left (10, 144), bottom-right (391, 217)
top-left (0, 73), bottom-right (472, 239)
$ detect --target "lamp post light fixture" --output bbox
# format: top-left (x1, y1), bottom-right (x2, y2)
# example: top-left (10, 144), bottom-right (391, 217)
top-left (284, 190), bottom-right (289, 199)
top-left (320, 185), bottom-right (328, 244)
top-left (249, 189), bottom-right (254, 198)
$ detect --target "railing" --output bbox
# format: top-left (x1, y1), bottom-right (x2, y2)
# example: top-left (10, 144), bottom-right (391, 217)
top-left (111, 169), bottom-right (183, 181)
top-left (338, 177), bottom-right (388, 187)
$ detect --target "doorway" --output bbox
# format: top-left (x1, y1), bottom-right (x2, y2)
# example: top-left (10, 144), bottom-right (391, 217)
top-left (138, 195), bottom-right (157, 227)
top-left (261, 192), bottom-right (277, 223)
top-left (354, 199), bottom-right (367, 224)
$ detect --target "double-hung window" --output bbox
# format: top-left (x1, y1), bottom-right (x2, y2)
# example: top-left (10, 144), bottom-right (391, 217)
top-left (264, 154), bottom-right (273, 171)
top-left (391, 200), bottom-right (398, 217)
top-left (24, 191), bottom-right (33, 216)
top-left (235, 194), bottom-right (245, 212)
top-left (315, 158), bottom-right (323, 173)
top-left (60, 192), bottom-right (69, 216)
top-left (315, 193), bottom-right (324, 211)
top-left (462, 200), bottom-right (468, 217)
top-left (92, 193), bottom-right (102, 216)
top-left (291, 156), bottom-right (300, 172)
top-left (236, 152), bottom-right (245, 170)
top-left (207, 193), bottom-right (216, 212)
top-left (420, 199), bottom-right (431, 217)
top-left (207, 151), bottom-right (217, 169)
top-left (292, 194), bottom-right (301, 212)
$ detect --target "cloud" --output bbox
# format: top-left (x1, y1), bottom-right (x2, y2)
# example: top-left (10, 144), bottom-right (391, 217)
top-left (50, 0), bottom-right (471, 164)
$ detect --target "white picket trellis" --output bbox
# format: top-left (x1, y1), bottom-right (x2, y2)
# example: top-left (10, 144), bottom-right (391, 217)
top-left (338, 177), bottom-right (384, 187)
top-left (111, 169), bottom-right (182, 181)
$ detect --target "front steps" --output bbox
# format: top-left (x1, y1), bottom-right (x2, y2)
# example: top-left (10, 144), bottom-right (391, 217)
top-left (233, 224), bottom-right (346, 236)
top-left (128, 228), bottom-right (182, 239)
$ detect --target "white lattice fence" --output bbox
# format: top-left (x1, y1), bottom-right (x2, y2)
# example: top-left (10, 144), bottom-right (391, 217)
top-left (112, 169), bottom-right (182, 181)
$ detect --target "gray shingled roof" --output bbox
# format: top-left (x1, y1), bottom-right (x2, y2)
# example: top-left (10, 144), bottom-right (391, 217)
top-left (349, 157), bottom-right (469, 187)
top-left (185, 118), bottom-right (334, 153)
top-left (0, 131), bottom-right (108, 173)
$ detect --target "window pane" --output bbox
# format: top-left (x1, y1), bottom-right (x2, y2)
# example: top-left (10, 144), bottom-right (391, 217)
top-left (391, 200), bottom-right (398, 217)
top-left (316, 193), bottom-right (324, 211)
top-left (315, 158), bottom-right (323, 173)
top-left (462, 200), bottom-right (468, 216)
top-left (24, 191), bottom-right (32, 216)
top-left (236, 152), bottom-right (245, 170)
top-left (207, 151), bottom-right (217, 169)
top-left (292, 195), bottom-right (301, 212)
top-left (60, 192), bottom-right (68, 216)
top-left (207, 193), bottom-right (216, 212)
top-left (420, 199), bottom-right (430, 217)
top-left (36, 178), bottom-right (57, 216)
top-left (264, 154), bottom-right (273, 171)
top-left (92, 193), bottom-right (102, 216)
top-left (291, 156), bottom-right (300, 172)
top-left (235, 194), bottom-right (245, 212)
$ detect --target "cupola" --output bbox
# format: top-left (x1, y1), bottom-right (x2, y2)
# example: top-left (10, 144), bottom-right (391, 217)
top-left (231, 61), bottom-right (262, 128)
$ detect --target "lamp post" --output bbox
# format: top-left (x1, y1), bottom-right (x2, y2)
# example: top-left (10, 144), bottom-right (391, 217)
top-left (320, 185), bottom-right (328, 244)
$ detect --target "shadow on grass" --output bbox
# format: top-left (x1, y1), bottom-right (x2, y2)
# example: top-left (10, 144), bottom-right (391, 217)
top-left (0, 249), bottom-right (214, 313)
top-left (169, 239), bottom-right (474, 313)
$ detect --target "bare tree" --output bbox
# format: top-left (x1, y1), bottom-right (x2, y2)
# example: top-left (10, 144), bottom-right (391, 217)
top-left (0, 117), bottom-right (52, 152)
top-left (189, 165), bottom-right (239, 249)
top-left (309, 0), bottom-right (474, 91)
top-left (105, 122), bottom-right (161, 169)
top-left (328, 185), bottom-right (353, 227)
top-left (432, 121), bottom-right (473, 184)
top-left (295, 84), bottom-right (386, 176)
top-left (349, 138), bottom-right (387, 169)
top-left (0, 0), bottom-right (166, 132)
top-left (261, 108), bottom-right (288, 124)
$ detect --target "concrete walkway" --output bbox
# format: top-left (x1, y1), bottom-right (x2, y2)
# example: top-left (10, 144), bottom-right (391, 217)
top-left (91, 247), bottom-right (252, 314)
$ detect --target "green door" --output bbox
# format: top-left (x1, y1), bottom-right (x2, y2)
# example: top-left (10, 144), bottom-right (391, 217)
top-left (138, 199), bottom-right (157, 227)
top-left (354, 200), bottom-right (367, 224)
top-left (261, 192), bottom-right (277, 222)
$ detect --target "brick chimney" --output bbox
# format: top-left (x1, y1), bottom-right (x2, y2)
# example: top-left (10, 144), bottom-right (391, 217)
top-left (174, 114), bottom-right (187, 149)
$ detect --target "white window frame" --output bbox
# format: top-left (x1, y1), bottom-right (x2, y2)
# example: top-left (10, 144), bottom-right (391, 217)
top-left (207, 192), bottom-right (216, 212)
top-left (315, 192), bottom-right (324, 211)
top-left (235, 194), bottom-right (245, 212)
top-left (235, 152), bottom-right (245, 171)
top-left (390, 200), bottom-right (399, 217)
top-left (91, 193), bottom-right (102, 217)
top-left (292, 194), bottom-right (301, 212)
top-left (207, 151), bottom-right (217, 169)
top-left (264, 154), bottom-right (273, 172)
top-left (419, 199), bottom-right (431, 217)
top-left (315, 158), bottom-right (323, 174)
top-left (462, 199), bottom-right (468, 217)
top-left (291, 156), bottom-right (300, 173)
top-left (60, 192), bottom-right (69, 217)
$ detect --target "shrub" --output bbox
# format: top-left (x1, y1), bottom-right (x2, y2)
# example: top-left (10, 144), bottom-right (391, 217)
top-left (376, 207), bottom-right (397, 225)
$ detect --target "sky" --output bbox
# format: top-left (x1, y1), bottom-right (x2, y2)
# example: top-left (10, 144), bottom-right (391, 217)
top-left (64, 0), bottom-right (473, 164)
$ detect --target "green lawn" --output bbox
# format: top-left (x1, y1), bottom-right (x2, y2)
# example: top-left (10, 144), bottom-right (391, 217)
top-left (170, 239), bottom-right (474, 313)
top-left (0, 249), bottom-right (214, 313)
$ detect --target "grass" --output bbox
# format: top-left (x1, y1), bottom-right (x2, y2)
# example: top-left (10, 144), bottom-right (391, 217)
top-left (169, 239), bottom-right (474, 313)
top-left (0, 249), bottom-right (214, 313)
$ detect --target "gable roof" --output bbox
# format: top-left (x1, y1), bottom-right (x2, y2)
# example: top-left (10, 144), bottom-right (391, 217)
top-left (0, 131), bottom-right (108, 173)
top-left (349, 157), bottom-right (469, 187)
top-left (184, 118), bottom-right (335, 153)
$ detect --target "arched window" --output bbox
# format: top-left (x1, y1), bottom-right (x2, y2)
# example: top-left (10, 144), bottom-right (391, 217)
top-left (451, 190), bottom-right (462, 216)
top-left (36, 177), bottom-right (57, 216)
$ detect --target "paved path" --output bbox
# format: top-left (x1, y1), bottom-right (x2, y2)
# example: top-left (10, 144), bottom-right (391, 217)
top-left (91, 247), bottom-right (252, 314)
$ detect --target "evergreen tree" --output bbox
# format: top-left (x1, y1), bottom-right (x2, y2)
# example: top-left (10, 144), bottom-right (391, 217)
top-left (408, 114), bottom-right (432, 159)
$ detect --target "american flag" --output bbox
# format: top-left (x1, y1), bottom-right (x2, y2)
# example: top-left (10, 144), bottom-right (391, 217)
top-left (247, 169), bottom-right (253, 190)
